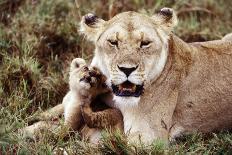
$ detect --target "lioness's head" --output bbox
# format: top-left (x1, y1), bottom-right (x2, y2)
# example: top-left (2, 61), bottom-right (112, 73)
top-left (80, 8), bottom-right (177, 100)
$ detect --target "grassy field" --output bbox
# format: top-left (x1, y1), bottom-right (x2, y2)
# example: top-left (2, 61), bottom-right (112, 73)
top-left (0, 0), bottom-right (232, 154)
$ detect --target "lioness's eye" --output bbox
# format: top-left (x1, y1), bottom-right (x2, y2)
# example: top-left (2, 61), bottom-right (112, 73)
top-left (107, 39), bottom-right (118, 47)
top-left (140, 41), bottom-right (151, 48)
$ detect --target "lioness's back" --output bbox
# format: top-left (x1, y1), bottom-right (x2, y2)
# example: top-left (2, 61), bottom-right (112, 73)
top-left (174, 38), bottom-right (232, 133)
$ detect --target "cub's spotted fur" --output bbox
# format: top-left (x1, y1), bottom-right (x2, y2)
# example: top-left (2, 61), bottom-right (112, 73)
top-left (21, 58), bottom-right (123, 143)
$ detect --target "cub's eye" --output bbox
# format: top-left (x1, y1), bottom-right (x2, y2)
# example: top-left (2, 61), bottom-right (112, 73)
top-left (140, 41), bottom-right (152, 48)
top-left (107, 39), bottom-right (118, 47)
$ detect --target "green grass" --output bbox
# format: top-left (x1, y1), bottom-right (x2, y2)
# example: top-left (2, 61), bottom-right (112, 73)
top-left (0, 0), bottom-right (232, 154)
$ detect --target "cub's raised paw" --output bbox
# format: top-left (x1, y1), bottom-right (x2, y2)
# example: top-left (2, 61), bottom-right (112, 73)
top-left (69, 58), bottom-right (108, 101)
top-left (79, 67), bottom-right (96, 89)
top-left (79, 67), bottom-right (105, 90)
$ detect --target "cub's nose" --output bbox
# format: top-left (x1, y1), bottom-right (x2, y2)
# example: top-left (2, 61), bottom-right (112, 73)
top-left (117, 65), bottom-right (138, 77)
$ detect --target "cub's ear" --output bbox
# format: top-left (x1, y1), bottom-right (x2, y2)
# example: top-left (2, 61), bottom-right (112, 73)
top-left (70, 58), bottom-right (86, 72)
top-left (152, 7), bottom-right (178, 34)
top-left (79, 13), bottom-right (106, 42)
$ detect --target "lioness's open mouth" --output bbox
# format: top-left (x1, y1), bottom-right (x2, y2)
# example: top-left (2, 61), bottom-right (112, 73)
top-left (111, 81), bottom-right (144, 97)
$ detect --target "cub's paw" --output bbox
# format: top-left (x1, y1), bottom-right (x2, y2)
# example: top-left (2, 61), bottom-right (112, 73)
top-left (79, 66), bottom-right (105, 90)
top-left (69, 58), bottom-right (107, 99)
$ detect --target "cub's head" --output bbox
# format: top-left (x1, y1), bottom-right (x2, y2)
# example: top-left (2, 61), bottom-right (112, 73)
top-left (69, 58), bottom-right (87, 91)
top-left (80, 8), bottom-right (177, 101)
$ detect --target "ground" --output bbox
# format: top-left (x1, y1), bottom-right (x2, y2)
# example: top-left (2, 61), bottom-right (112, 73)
top-left (0, 0), bottom-right (232, 154)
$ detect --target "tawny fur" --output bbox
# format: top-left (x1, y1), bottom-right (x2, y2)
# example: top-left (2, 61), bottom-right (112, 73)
top-left (63, 58), bottom-right (123, 142)
top-left (22, 8), bottom-right (232, 145)
top-left (80, 8), bottom-right (232, 144)
top-left (21, 58), bottom-right (123, 143)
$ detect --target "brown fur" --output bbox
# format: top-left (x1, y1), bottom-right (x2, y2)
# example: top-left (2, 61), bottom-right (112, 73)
top-left (21, 59), bottom-right (123, 142)
top-left (79, 8), bottom-right (232, 144)
top-left (22, 8), bottom-right (232, 145)
top-left (73, 64), bottom-right (124, 139)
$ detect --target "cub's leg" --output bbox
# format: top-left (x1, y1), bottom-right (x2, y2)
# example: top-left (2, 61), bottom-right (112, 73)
top-left (27, 104), bottom-right (64, 125)
top-left (19, 120), bottom-right (61, 139)
top-left (81, 103), bottom-right (124, 132)
top-left (79, 67), bottom-right (124, 133)
top-left (63, 58), bottom-right (88, 130)
top-left (63, 91), bottom-right (83, 130)
top-left (63, 58), bottom-right (110, 130)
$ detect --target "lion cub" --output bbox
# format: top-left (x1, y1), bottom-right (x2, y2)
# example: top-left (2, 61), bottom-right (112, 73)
top-left (63, 58), bottom-right (123, 142)
top-left (21, 58), bottom-right (123, 143)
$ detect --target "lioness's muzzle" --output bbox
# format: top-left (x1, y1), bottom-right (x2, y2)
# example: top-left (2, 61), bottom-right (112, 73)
top-left (111, 81), bottom-right (144, 97)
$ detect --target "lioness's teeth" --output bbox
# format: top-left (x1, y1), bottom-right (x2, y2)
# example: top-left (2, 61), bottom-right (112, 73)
top-left (122, 88), bottom-right (132, 91)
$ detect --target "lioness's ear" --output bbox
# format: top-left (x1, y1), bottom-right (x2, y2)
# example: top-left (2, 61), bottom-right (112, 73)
top-left (152, 8), bottom-right (178, 34)
top-left (80, 13), bottom-right (106, 42)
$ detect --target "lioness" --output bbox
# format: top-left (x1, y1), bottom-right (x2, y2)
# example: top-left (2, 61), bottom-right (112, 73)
top-left (24, 8), bottom-right (232, 145)
top-left (79, 8), bottom-right (232, 144)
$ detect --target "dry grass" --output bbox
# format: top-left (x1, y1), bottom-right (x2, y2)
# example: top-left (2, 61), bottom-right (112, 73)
top-left (0, 0), bottom-right (232, 154)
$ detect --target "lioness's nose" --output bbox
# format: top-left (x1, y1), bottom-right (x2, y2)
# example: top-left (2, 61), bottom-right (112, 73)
top-left (117, 65), bottom-right (138, 77)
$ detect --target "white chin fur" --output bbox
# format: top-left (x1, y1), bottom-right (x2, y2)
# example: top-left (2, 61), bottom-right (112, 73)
top-left (145, 44), bottom-right (168, 84)
top-left (128, 75), bottom-right (143, 85)
top-left (111, 74), bottom-right (127, 85)
top-left (113, 95), bottom-right (140, 110)
top-left (90, 50), bottom-right (110, 78)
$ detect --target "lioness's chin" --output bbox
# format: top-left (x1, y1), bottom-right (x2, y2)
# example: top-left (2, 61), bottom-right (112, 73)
top-left (113, 95), bottom-right (141, 108)
top-left (111, 81), bottom-right (144, 97)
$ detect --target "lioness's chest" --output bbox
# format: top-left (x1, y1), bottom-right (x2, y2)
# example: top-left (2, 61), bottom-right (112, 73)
top-left (122, 108), bottom-right (156, 143)
top-left (123, 111), bottom-right (150, 131)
